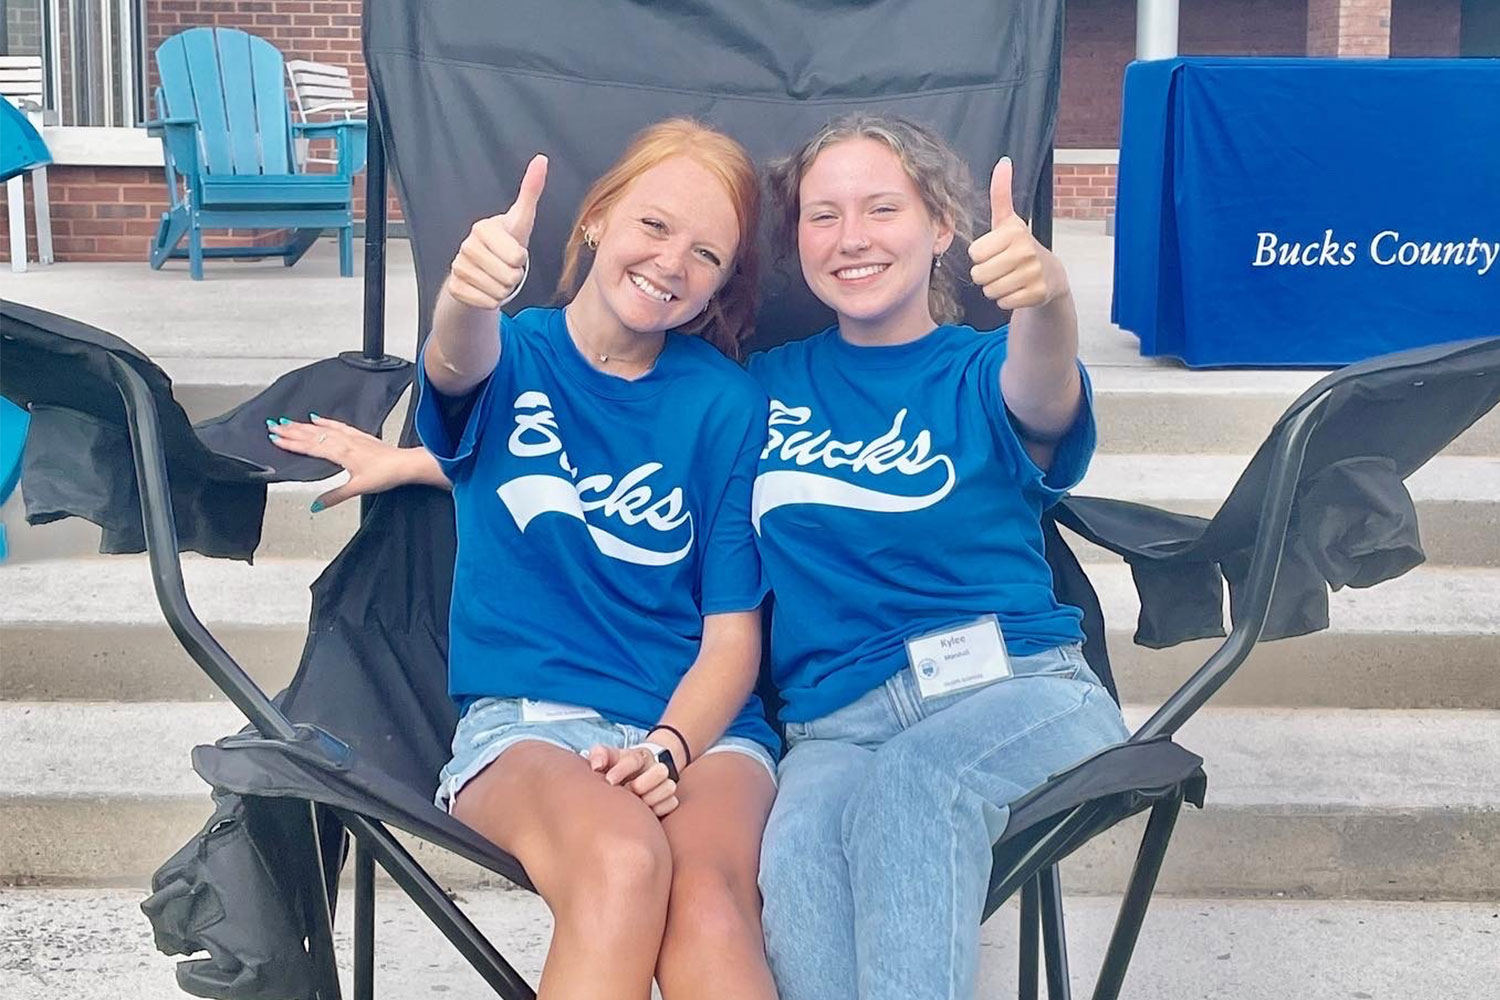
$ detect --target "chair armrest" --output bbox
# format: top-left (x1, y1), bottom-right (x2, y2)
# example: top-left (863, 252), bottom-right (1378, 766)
top-left (293, 119), bottom-right (368, 136)
top-left (106, 354), bottom-right (299, 743)
top-left (143, 116), bottom-right (197, 136)
top-left (1131, 395), bottom-right (1329, 741)
top-left (295, 119), bottom-right (369, 176)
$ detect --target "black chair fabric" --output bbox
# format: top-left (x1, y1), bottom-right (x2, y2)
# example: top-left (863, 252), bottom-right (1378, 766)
top-left (1060, 336), bottom-right (1500, 649)
top-left (0, 301), bottom-right (413, 560)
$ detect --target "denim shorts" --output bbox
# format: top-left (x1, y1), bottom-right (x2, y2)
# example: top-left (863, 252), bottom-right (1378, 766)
top-left (436, 696), bottom-right (778, 811)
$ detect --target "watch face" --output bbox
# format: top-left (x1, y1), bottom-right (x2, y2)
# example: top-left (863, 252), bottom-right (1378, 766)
top-left (653, 747), bottom-right (679, 781)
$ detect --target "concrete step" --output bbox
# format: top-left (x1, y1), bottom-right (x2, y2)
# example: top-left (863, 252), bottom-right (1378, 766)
top-left (2, 557), bottom-right (1494, 709)
top-left (1088, 365), bottom-right (1500, 457)
top-left (1077, 454), bottom-right (1500, 567)
top-left (2, 702), bottom-right (1496, 900)
top-left (3, 887), bottom-right (1496, 1000)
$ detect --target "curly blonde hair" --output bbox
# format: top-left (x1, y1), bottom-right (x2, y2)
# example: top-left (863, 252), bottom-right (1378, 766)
top-left (767, 114), bottom-right (978, 325)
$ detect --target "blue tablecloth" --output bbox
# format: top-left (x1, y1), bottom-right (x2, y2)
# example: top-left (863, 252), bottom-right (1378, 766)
top-left (1112, 57), bottom-right (1500, 367)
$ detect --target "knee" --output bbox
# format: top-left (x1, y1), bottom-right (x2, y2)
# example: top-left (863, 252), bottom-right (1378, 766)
top-left (759, 801), bottom-right (834, 899)
top-left (554, 825), bottom-right (673, 917)
top-left (840, 747), bottom-right (951, 849)
top-left (663, 859), bottom-right (760, 955)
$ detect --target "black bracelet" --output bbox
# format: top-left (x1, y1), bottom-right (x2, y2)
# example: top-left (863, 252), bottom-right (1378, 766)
top-left (649, 724), bottom-right (693, 766)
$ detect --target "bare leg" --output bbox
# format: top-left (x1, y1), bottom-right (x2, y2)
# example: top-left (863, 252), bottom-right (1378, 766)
top-left (655, 752), bottom-right (778, 1000)
top-left (453, 741), bottom-right (672, 1000)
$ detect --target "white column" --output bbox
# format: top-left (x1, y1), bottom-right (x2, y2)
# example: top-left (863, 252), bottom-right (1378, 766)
top-left (1137, 0), bottom-right (1181, 60)
top-left (8, 176), bottom-right (29, 273)
top-left (32, 168), bottom-right (54, 265)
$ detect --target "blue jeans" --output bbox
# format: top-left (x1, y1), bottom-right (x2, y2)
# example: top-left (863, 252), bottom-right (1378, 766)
top-left (758, 644), bottom-right (1130, 1000)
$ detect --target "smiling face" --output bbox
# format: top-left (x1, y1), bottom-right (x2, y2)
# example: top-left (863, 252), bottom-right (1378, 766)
top-left (574, 155), bottom-right (741, 342)
top-left (796, 137), bottom-right (955, 344)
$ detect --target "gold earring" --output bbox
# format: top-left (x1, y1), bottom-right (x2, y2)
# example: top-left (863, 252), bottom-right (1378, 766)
top-left (582, 228), bottom-right (599, 251)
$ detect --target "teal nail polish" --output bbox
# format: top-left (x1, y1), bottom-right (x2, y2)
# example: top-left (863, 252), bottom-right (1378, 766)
top-left (265, 418), bottom-right (276, 428)
top-left (310, 500), bottom-right (325, 513)
top-left (278, 417), bottom-right (291, 425)
top-left (268, 432), bottom-right (278, 441)
top-left (309, 412), bottom-right (320, 420)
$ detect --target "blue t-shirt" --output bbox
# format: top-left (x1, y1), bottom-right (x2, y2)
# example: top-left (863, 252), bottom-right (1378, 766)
top-left (747, 324), bottom-right (1096, 723)
top-left (416, 306), bottom-right (776, 752)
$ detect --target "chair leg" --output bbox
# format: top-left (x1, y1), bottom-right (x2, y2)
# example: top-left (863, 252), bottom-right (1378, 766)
top-left (1017, 875), bottom-right (1041, 1000)
top-left (1039, 866), bottom-right (1072, 1000)
top-left (31, 167), bottom-right (53, 265)
top-left (150, 209), bottom-right (187, 269)
top-left (354, 839), bottom-right (375, 1000)
top-left (284, 227), bottom-right (323, 268)
top-left (1092, 792), bottom-right (1185, 1000)
top-left (8, 176), bottom-right (26, 273)
top-left (304, 804), bottom-right (345, 1000)
top-left (339, 224), bottom-right (354, 277)
top-left (335, 809), bottom-right (536, 1000)
top-left (188, 221), bottom-right (204, 280)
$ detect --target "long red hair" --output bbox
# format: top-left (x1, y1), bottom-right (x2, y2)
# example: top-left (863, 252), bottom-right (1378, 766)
top-left (556, 119), bottom-right (761, 359)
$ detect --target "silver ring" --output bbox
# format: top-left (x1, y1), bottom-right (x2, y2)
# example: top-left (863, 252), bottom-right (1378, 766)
top-left (497, 251), bottom-right (530, 307)
top-left (317, 433), bottom-right (328, 444)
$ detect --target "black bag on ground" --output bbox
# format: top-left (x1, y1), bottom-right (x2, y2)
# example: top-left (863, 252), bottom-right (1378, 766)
top-left (142, 793), bottom-right (318, 1000)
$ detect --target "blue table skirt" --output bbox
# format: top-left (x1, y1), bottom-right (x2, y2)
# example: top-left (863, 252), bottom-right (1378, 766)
top-left (1112, 57), bottom-right (1500, 368)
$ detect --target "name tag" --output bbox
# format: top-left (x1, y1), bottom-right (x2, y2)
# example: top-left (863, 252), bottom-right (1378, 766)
top-left (905, 615), bottom-right (1012, 700)
top-left (520, 699), bottom-right (602, 723)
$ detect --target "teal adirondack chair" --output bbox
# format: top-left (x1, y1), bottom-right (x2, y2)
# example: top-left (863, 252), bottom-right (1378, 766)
top-left (146, 28), bottom-right (367, 279)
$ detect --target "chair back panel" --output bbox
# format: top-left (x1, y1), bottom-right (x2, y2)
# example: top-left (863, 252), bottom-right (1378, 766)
top-left (287, 60), bottom-right (362, 118)
top-left (0, 56), bottom-right (45, 108)
top-left (156, 28), bottom-right (294, 177)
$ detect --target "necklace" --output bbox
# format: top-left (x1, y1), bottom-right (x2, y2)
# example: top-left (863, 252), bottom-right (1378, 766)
top-left (592, 341), bottom-right (662, 368)
top-left (577, 327), bottom-right (664, 371)
top-left (563, 307), bottom-right (664, 374)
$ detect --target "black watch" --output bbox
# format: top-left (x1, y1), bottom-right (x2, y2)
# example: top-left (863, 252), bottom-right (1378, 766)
top-left (641, 741), bottom-right (680, 781)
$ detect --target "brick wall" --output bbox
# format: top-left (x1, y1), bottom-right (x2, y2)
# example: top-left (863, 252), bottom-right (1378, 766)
top-left (1390, 0), bottom-right (1462, 56)
top-left (1308, 0), bottom-right (1392, 56)
top-left (1053, 164), bottom-right (1118, 221)
top-left (5, 0), bottom-right (44, 55)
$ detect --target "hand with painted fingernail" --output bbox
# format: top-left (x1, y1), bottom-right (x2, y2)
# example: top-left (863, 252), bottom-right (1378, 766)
top-left (268, 414), bottom-right (449, 510)
top-left (967, 156), bottom-right (1069, 310)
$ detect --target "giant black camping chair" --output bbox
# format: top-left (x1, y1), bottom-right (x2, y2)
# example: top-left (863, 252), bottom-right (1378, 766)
top-left (2, 2), bottom-right (1498, 998)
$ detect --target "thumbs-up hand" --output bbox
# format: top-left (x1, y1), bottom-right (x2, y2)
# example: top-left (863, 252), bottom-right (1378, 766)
top-left (967, 157), bottom-right (1069, 311)
top-left (444, 154), bottom-right (549, 310)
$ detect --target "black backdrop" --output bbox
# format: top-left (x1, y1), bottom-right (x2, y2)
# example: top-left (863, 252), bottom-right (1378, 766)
top-left (365, 0), bottom-right (1065, 355)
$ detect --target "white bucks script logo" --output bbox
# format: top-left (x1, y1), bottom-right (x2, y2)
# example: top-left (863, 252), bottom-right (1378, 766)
top-left (751, 399), bottom-right (956, 531)
top-left (496, 391), bottom-right (693, 566)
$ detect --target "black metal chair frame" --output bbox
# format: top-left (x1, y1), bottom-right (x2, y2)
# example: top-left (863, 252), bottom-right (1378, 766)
top-left (93, 99), bottom-right (1336, 999)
